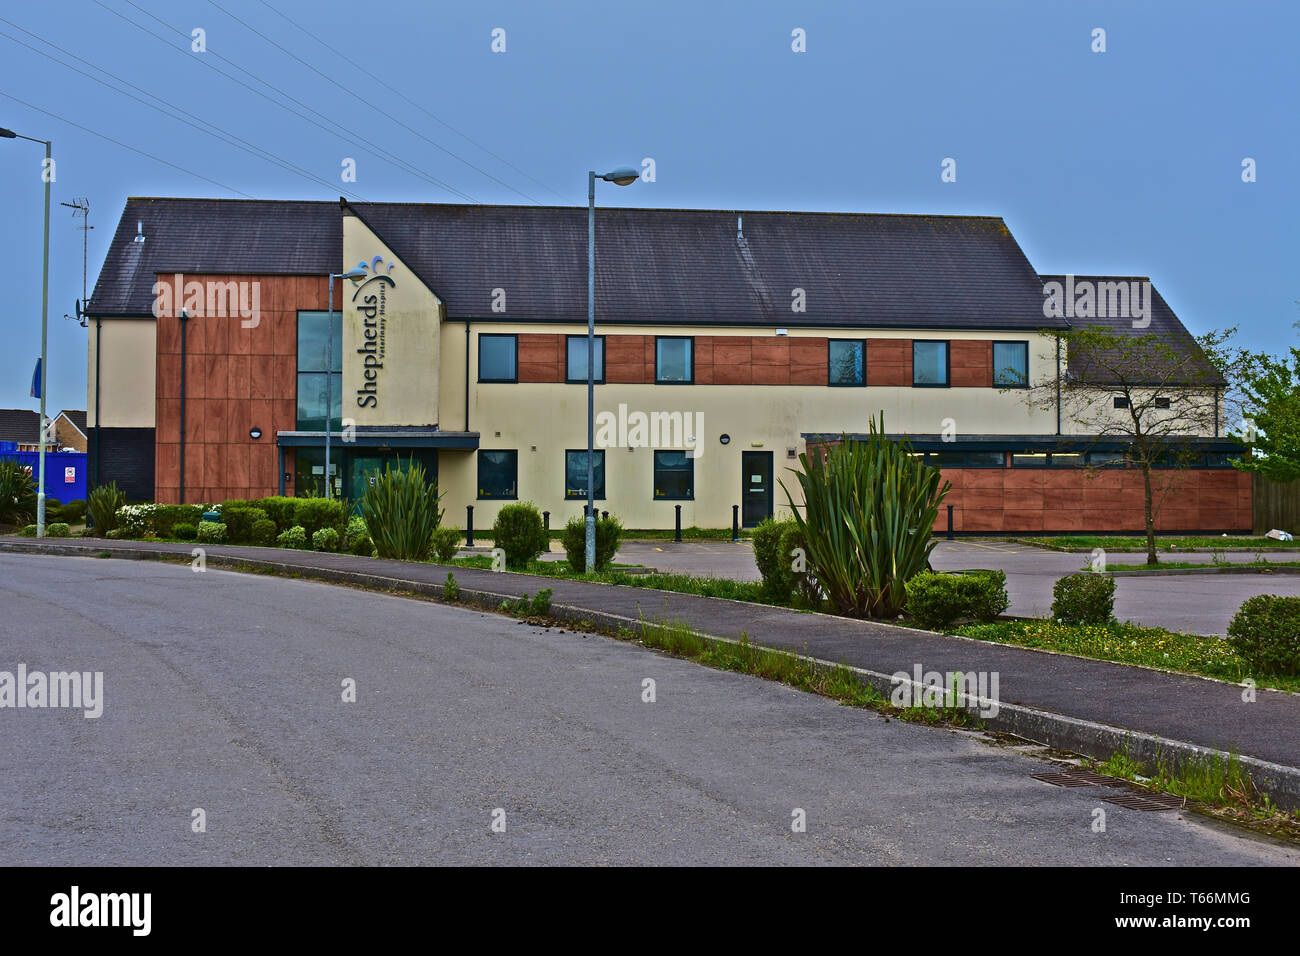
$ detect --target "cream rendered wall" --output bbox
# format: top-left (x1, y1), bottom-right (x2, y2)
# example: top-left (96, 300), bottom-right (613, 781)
top-left (341, 214), bottom-right (442, 426)
top-left (87, 318), bottom-right (156, 427)
top-left (437, 324), bottom-right (1069, 530)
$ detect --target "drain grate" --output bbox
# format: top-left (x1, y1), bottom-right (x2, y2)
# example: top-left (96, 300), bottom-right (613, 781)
top-left (1029, 768), bottom-right (1124, 788)
top-left (1101, 790), bottom-right (1186, 811)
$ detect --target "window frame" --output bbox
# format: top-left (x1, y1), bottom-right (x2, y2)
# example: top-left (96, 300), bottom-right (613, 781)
top-left (912, 340), bottom-right (951, 388)
top-left (564, 334), bottom-right (606, 385)
top-left (652, 450), bottom-right (695, 500)
top-left (827, 338), bottom-right (867, 387)
top-left (296, 310), bottom-right (342, 431)
top-left (654, 336), bottom-right (695, 385)
top-left (564, 449), bottom-right (607, 500)
top-left (992, 340), bottom-right (1030, 388)
top-left (476, 449), bottom-right (519, 500)
top-left (478, 333), bottom-right (519, 384)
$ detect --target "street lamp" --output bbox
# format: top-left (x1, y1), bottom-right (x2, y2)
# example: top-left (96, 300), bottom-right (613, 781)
top-left (325, 266), bottom-right (368, 500)
top-left (2, 126), bottom-right (52, 536)
top-left (586, 166), bottom-right (640, 571)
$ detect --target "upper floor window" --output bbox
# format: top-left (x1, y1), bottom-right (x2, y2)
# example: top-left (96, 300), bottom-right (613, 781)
top-left (296, 310), bottom-right (341, 431)
top-left (993, 341), bottom-right (1029, 387)
top-left (912, 341), bottom-right (949, 387)
top-left (479, 334), bottom-right (518, 383)
top-left (828, 340), bottom-right (865, 386)
top-left (655, 336), bottom-right (694, 384)
top-left (566, 335), bottom-right (605, 384)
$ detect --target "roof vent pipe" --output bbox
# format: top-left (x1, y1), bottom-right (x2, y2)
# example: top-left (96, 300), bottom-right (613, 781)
top-left (133, 221), bottom-right (145, 244)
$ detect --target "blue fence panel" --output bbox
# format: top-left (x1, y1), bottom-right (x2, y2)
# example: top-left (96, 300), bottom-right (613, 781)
top-left (0, 445), bottom-right (88, 505)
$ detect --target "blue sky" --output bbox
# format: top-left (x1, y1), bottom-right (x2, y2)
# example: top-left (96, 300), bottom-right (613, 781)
top-left (0, 0), bottom-right (1295, 414)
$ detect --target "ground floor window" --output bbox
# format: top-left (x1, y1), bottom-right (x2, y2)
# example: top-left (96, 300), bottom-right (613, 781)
top-left (293, 447), bottom-right (339, 499)
top-left (565, 449), bottom-right (605, 499)
top-left (653, 450), bottom-right (693, 499)
top-left (478, 449), bottom-right (518, 499)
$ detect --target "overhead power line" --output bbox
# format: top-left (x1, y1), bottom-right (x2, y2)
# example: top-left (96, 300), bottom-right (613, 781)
top-left (0, 89), bottom-right (254, 197)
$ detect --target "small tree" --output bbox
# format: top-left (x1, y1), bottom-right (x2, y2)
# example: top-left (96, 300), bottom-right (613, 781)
top-left (1233, 344), bottom-right (1300, 483)
top-left (1023, 325), bottom-right (1244, 566)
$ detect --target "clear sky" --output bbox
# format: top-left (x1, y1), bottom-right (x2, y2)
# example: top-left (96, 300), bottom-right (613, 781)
top-left (0, 0), bottom-right (1295, 415)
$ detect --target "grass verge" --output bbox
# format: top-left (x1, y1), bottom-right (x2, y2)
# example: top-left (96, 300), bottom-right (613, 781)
top-left (1022, 535), bottom-right (1299, 552)
top-left (954, 619), bottom-right (1300, 694)
top-left (1105, 559), bottom-right (1300, 571)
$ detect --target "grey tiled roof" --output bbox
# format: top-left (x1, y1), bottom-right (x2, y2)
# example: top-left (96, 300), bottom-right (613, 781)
top-left (1040, 275), bottom-right (1225, 387)
top-left (89, 197), bottom-right (1064, 331)
top-left (0, 408), bottom-right (40, 443)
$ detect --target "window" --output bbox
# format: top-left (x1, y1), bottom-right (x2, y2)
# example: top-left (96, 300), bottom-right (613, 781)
top-left (964, 451), bottom-right (1006, 467)
top-left (1154, 396), bottom-right (1171, 409)
top-left (565, 450), bottom-right (606, 499)
top-left (993, 341), bottom-right (1029, 387)
top-left (1048, 453), bottom-right (1085, 468)
top-left (565, 335), bottom-right (605, 384)
top-left (1087, 451), bottom-right (1128, 467)
top-left (655, 336), bottom-right (693, 384)
top-left (828, 340), bottom-right (865, 386)
top-left (478, 334), bottom-right (517, 383)
top-left (477, 450), bottom-right (518, 499)
top-left (1011, 453), bottom-right (1049, 468)
top-left (926, 450), bottom-right (1004, 468)
top-left (912, 341), bottom-right (949, 386)
top-left (1113, 396), bottom-right (1130, 409)
top-left (297, 311), bottom-right (341, 431)
top-left (653, 451), bottom-right (694, 499)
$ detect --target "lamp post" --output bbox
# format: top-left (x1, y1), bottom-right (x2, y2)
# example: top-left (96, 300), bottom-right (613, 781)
top-left (2, 126), bottom-right (52, 536)
top-left (325, 266), bottom-right (368, 500)
top-left (586, 166), bottom-right (640, 571)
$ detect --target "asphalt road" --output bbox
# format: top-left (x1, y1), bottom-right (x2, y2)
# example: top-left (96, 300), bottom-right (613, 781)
top-left (602, 540), bottom-right (1300, 635)
top-left (1, 554), bottom-right (1294, 866)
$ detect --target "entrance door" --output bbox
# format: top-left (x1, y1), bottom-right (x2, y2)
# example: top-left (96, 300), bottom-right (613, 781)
top-left (741, 451), bottom-right (773, 527)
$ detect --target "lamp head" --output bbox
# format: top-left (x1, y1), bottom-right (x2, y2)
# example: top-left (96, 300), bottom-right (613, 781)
top-left (0, 128), bottom-right (16, 139)
top-left (600, 167), bottom-right (640, 186)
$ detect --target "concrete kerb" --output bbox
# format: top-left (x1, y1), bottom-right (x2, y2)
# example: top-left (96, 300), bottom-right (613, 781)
top-left (6, 539), bottom-right (1300, 811)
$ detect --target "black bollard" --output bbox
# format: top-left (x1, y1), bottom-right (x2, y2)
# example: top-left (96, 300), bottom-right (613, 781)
top-left (674, 504), bottom-right (682, 543)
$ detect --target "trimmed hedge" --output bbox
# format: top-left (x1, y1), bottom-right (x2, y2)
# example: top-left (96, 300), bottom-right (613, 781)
top-left (222, 506), bottom-right (269, 544)
top-left (46, 522), bottom-right (71, 537)
top-left (293, 498), bottom-right (347, 539)
top-left (196, 521), bottom-right (228, 543)
top-left (252, 496), bottom-right (299, 533)
top-left (277, 525), bottom-right (308, 549)
top-left (560, 514), bottom-right (622, 572)
top-left (174, 523), bottom-right (198, 541)
top-left (1051, 573), bottom-right (1116, 624)
top-left (430, 525), bottom-right (463, 563)
top-left (250, 518), bottom-right (278, 547)
top-left (492, 502), bottom-right (549, 569)
top-left (312, 527), bottom-right (340, 552)
top-left (905, 570), bottom-right (1009, 630)
top-left (1227, 595), bottom-right (1300, 676)
top-left (153, 504), bottom-right (203, 538)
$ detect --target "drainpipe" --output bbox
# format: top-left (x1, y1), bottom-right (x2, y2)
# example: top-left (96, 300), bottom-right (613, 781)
top-left (179, 308), bottom-right (188, 503)
top-left (93, 315), bottom-right (101, 488)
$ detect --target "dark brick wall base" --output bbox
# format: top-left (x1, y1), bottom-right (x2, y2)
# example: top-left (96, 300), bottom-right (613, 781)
top-left (88, 427), bottom-right (156, 502)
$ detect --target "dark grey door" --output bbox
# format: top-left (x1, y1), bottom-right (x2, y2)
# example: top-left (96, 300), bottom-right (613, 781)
top-left (741, 451), bottom-right (773, 527)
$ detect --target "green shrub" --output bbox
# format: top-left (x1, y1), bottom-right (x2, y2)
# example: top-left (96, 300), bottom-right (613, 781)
top-left (222, 506), bottom-right (269, 544)
top-left (0, 459), bottom-right (37, 526)
top-left (174, 523), bottom-right (198, 541)
top-left (1227, 595), bottom-right (1300, 676)
top-left (252, 496), bottom-right (299, 533)
top-left (152, 504), bottom-right (203, 538)
top-left (44, 499), bottom-right (62, 523)
top-left (1052, 573), bottom-right (1117, 624)
top-left (344, 515), bottom-right (368, 550)
top-left (360, 460), bottom-right (444, 561)
top-left (196, 521), bottom-right (228, 543)
top-left (312, 527), bottom-right (340, 552)
top-left (46, 522), bottom-right (71, 537)
top-left (250, 518), bottom-right (278, 547)
top-left (443, 572), bottom-right (460, 601)
top-left (58, 498), bottom-right (86, 524)
top-left (752, 517), bottom-right (798, 600)
top-left (905, 571), bottom-right (1009, 630)
top-left (784, 416), bottom-right (948, 618)
top-left (430, 525), bottom-right (463, 563)
top-left (86, 482), bottom-right (125, 535)
top-left (560, 513), bottom-right (622, 572)
top-left (277, 525), bottom-right (308, 549)
top-left (349, 534), bottom-right (374, 557)
top-left (115, 503), bottom-right (157, 538)
top-left (293, 498), bottom-right (346, 539)
top-left (19, 524), bottom-right (36, 536)
top-left (531, 588), bottom-right (553, 615)
top-left (105, 528), bottom-right (127, 539)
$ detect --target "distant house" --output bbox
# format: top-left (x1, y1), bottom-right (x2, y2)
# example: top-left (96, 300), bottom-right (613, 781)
top-left (0, 408), bottom-right (89, 453)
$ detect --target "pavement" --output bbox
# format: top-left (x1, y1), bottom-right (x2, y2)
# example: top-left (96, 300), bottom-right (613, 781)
top-left (3, 536), bottom-right (1298, 806)
top-left (600, 539), bottom-right (1300, 637)
top-left (2, 553), bottom-right (1294, 866)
